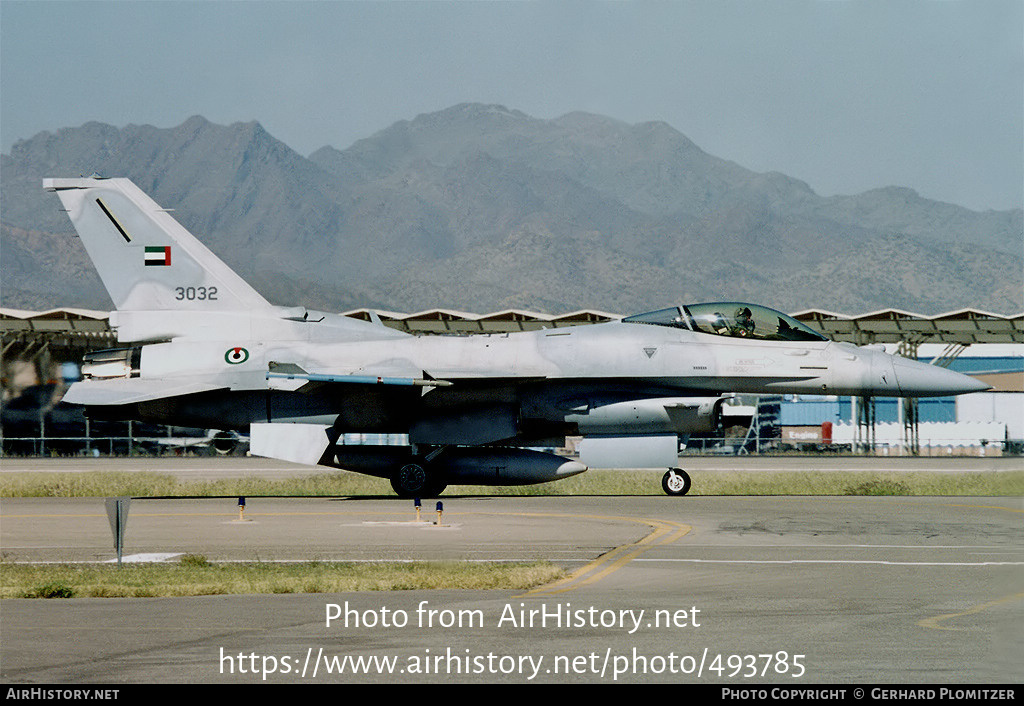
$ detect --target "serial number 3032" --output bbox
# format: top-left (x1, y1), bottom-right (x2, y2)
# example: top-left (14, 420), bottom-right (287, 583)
top-left (175, 286), bottom-right (218, 301)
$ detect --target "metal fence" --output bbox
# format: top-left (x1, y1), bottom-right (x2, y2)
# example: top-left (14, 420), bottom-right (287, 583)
top-left (0, 436), bottom-right (245, 458)
top-left (680, 435), bottom-right (1020, 457)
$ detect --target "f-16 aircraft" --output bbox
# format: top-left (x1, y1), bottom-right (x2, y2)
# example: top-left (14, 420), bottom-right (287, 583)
top-left (45, 177), bottom-right (988, 496)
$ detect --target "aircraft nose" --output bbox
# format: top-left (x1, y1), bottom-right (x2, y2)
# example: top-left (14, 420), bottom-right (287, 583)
top-left (891, 357), bottom-right (991, 397)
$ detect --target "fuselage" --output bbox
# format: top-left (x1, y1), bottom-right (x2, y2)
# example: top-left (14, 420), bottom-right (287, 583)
top-left (67, 307), bottom-right (988, 438)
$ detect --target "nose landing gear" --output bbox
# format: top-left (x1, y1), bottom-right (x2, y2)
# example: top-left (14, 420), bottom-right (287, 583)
top-left (661, 468), bottom-right (691, 496)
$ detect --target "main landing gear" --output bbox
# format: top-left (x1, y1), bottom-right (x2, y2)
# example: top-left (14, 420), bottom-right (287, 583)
top-left (661, 468), bottom-right (691, 496)
top-left (390, 457), bottom-right (448, 498)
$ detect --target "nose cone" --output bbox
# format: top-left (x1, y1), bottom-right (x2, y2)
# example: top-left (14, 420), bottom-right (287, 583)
top-left (891, 357), bottom-right (991, 397)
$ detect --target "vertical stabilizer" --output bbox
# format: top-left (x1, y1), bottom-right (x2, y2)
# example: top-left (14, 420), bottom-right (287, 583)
top-left (44, 177), bottom-right (271, 312)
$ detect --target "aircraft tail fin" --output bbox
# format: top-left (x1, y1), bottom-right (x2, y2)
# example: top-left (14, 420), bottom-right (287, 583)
top-left (44, 177), bottom-right (271, 312)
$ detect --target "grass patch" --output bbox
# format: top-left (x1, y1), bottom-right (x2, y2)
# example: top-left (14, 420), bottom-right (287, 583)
top-left (0, 471), bottom-right (395, 498)
top-left (455, 469), bottom-right (1024, 496)
top-left (178, 553), bottom-right (211, 568)
top-left (23, 580), bottom-right (75, 599)
top-left (0, 560), bottom-right (565, 599)
top-left (0, 469), bottom-right (1021, 497)
top-left (843, 478), bottom-right (911, 496)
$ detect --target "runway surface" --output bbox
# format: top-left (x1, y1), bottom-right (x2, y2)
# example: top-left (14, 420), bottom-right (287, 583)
top-left (1, 457), bottom-right (1021, 684)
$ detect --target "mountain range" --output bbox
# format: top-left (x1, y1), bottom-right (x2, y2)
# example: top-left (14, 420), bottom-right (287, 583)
top-left (2, 103), bottom-right (1021, 316)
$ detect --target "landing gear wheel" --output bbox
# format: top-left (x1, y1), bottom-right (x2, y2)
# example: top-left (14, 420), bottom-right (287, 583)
top-left (390, 460), bottom-right (447, 498)
top-left (662, 468), bottom-right (691, 496)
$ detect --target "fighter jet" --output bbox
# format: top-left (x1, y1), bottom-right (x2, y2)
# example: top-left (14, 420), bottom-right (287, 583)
top-left (44, 177), bottom-right (989, 496)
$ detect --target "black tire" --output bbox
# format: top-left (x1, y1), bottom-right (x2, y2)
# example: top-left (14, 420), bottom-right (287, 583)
top-left (661, 468), bottom-right (691, 496)
top-left (390, 460), bottom-right (447, 498)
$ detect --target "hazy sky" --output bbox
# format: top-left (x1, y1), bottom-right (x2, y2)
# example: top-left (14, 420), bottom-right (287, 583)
top-left (2, 1), bottom-right (1021, 211)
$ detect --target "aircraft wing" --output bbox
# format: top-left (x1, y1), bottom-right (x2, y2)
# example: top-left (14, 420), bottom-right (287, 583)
top-left (62, 379), bottom-right (227, 406)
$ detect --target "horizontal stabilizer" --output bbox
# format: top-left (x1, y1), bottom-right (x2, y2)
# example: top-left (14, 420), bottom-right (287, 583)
top-left (62, 379), bottom-right (226, 406)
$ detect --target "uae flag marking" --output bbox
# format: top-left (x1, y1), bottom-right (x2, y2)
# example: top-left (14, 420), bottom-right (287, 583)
top-left (144, 246), bottom-right (171, 266)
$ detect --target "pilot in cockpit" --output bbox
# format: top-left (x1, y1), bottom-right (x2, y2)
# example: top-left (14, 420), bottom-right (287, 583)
top-left (734, 307), bottom-right (755, 336)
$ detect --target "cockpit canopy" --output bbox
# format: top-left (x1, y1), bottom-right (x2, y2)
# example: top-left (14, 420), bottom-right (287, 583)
top-left (622, 303), bottom-right (827, 342)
